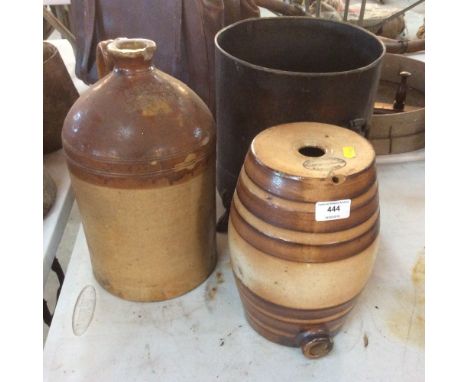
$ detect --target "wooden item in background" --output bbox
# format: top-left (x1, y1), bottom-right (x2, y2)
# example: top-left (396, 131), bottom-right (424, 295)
top-left (347, 3), bottom-right (405, 39)
top-left (43, 167), bottom-right (57, 218)
top-left (369, 53), bottom-right (424, 155)
top-left (62, 38), bottom-right (217, 302)
top-left (43, 41), bottom-right (79, 154)
top-left (229, 122), bottom-right (380, 358)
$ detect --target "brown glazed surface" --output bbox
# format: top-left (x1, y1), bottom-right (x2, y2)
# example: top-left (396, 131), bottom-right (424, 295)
top-left (228, 122), bottom-right (380, 358)
top-left (236, 167), bottom-right (379, 233)
top-left (62, 38), bottom-right (216, 301)
top-left (231, 197), bottom-right (380, 263)
top-left (235, 276), bottom-right (356, 347)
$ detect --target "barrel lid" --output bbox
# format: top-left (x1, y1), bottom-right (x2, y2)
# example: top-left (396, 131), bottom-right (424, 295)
top-left (245, 122), bottom-right (376, 202)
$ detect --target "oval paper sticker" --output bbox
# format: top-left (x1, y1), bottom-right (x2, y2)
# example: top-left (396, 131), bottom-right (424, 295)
top-left (303, 157), bottom-right (346, 171)
top-left (72, 285), bottom-right (96, 336)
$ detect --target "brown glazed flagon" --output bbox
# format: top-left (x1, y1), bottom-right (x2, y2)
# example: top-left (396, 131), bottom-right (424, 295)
top-left (62, 38), bottom-right (217, 301)
top-left (228, 122), bottom-right (380, 358)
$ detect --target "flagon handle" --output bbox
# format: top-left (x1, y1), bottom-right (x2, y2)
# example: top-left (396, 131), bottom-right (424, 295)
top-left (96, 39), bottom-right (115, 79)
top-left (96, 38), bottom-right (157, 79)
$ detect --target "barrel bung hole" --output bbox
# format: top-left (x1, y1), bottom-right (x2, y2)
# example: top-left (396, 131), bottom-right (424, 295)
top-left (301, 336), bottom-right (333, 359)
top-left (331, 175), bottom-right (345, 185)
top-left (307, 341), bottom-right (330, 358)
top-left (299, 146), bottom-right (325, 157)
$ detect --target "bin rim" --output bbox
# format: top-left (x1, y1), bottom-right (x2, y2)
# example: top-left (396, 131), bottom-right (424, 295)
top-left (214, 16), bottom-right (386, 77)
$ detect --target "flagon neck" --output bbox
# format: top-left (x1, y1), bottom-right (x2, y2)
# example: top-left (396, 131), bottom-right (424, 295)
top-left (107, 38), bottom-right (156, 73)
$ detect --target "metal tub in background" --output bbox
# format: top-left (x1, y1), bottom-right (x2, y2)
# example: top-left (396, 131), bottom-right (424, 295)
top-left (214, 17), bottom-right (385, 231)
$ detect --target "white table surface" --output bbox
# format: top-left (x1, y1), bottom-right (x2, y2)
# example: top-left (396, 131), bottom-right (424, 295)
top-left (43, 160), bottom-right (424, 381)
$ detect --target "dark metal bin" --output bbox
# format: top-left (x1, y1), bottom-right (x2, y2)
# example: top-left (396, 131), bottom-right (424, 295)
top-left (215, 17), bottom-right (385, 230)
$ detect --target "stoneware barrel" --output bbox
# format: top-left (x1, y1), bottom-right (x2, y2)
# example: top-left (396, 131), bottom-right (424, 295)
top-left (215, 17), bottom-right (385, 231)
top-left (228, 122), bottom-right (380, 358)
top-left (62, 38), bottom-right (216, 302)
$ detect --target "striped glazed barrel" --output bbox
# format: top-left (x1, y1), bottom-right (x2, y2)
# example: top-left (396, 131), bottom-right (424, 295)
top-left (228, 122), bottom-right (380, 358)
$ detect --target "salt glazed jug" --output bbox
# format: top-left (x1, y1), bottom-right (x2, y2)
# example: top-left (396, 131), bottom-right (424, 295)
top-left (62, 38), bottom-right (216, 301)
top-left (229, 122), bottom-right (380, 358)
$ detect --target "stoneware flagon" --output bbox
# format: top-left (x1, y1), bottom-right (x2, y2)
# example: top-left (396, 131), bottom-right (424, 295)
top-left (62, 38), bottom-right (217, 301)
top-left (215, 17), bottom-right (385, 231)
top-left (228, 122), bottom-right (380, 358)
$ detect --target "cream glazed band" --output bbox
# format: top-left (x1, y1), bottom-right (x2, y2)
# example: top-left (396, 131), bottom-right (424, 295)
top-left (70, 166), bottom-right (216, 302)
top-left (228, 223), bottom-right (379, 310)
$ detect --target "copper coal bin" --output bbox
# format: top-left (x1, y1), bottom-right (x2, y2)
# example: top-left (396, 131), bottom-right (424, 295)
top-left (215, 17), bottom-right (385, 231)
